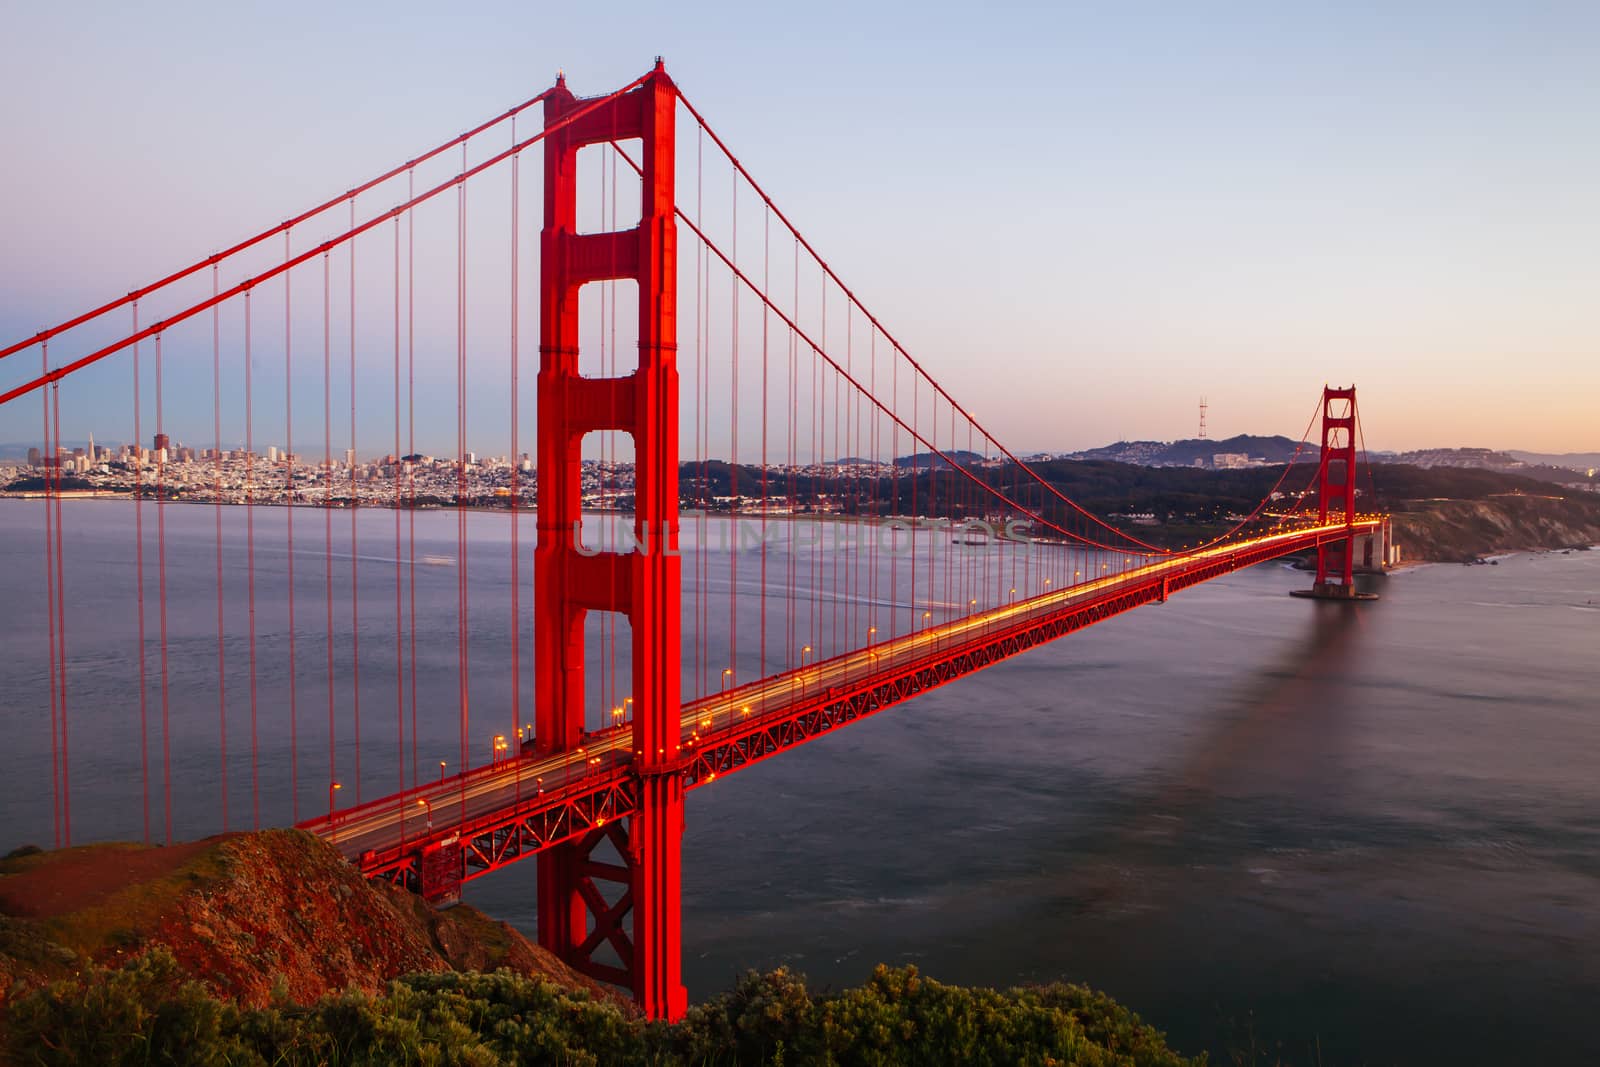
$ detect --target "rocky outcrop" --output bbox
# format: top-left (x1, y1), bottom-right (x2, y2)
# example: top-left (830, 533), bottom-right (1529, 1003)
top-left (0, 830), bottom-right (622, 1014)
top-left (1390, 493), bottom-right (1600, 562)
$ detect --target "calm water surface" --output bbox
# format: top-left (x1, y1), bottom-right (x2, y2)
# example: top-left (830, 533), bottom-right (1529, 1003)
top-left (2, 499), bottom-right (1596, 1065)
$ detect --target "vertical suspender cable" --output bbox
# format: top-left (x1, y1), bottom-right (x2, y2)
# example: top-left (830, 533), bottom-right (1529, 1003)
top-left (132, 307), bottom-right (149, 844)
top-left (212, 267), bottom-right (228, 830)
top-left (394, 215), bottom-right (406, 801)
top-left (759, 203), bottom-right (769, 695)
top-left (407, 169), bottom-right (419, 791)
top-left (789, 237), bottom-right (797, 668)
top-left (245, 291), bottom-right (260, 828)
top-left (52, 381), bottom-right (70, 845)
top-left (458, 144), bottom-right (469, 815)
top-left (41, 345), bottom-right (60, 849)
top-left (508, 120), bottom-right (521, 754)
top-left (324, 253), bottom-right (336, 798)
top-left (285, 232), bottom-right (299, 822)
top-left (890, 337), bottom-right (899, 638)
top-left (349, 197), bottom-right (362, 804)
top-left (729, 170), bottom-right (738, 686)
top-left (694, 124), bottom-right (705, 700)
top-left (155, 332), bottom-right (170, 844)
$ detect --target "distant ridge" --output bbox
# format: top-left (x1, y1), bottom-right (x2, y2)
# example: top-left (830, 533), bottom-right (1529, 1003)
top-left (1509, 450), bottom-right (1600, 472)
top-left (894, 449), bottom-right (986, 470)
top-left (1062, 434), bottom-right (1307, 468)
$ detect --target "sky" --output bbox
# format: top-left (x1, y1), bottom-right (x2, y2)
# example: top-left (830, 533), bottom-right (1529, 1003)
top-left (1, 0), bottom-right (1596, 457)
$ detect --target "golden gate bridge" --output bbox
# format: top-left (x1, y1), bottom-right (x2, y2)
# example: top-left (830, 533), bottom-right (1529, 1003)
top-left (0, 61), bottom-right (1383, 1019)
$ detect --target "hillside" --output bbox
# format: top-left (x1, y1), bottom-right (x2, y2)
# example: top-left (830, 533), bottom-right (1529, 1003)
top-left (0, 830), bottom-right (615, 1013)
top-left (1067, 434), bottom-right (1305, 467)
top-left (0, 832), bottom-right (1200, 1065)
top-left (1389, 495), bottom-right (1600, 563)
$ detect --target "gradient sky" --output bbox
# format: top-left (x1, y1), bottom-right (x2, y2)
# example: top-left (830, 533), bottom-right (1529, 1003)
top-left (1, 1), bottom-right (1596, 455)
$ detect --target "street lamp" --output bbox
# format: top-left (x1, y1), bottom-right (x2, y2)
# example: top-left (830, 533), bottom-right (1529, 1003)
top-left (721, 667), bottom-right (734, 692)
top-left (439, 760), bottom-right (447, 783)
top-left (416, 796), bottom-right (432, 832)
top-left (328, 781), bottom-right (342, 843)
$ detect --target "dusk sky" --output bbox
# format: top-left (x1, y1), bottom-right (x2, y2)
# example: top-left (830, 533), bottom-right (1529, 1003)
top-left (1, 1), bottom-right (1595, 456)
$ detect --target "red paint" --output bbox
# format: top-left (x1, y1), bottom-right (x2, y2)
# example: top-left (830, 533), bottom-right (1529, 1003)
top-left (534, 61), bottom-right (685, 1021)
top-left (1315, 386), bottom-right (1360, 589)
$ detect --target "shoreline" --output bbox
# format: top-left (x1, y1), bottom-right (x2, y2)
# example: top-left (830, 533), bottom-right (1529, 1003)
top-left (7, 495), bottom-right (1598, 564)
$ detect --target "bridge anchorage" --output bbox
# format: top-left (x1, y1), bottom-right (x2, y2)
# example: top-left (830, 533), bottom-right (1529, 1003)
top-left (3, 58), bottom-right (1389, 1024)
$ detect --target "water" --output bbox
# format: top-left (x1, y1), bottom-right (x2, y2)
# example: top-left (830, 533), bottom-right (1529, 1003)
top-left (2, 499), bottom-right (1597, 1065)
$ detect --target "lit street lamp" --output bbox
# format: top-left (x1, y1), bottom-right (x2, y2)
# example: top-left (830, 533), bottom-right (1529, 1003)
top-left (416, 796), bottom-right (432, 832)
top-left (328, 781), bottom-right (342, 843)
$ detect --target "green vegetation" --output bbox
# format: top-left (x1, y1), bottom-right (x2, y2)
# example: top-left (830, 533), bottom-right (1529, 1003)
top-left (7, 949), bottom-right (1200, 1066)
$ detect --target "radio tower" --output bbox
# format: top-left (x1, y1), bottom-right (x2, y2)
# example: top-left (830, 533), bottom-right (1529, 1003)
top-left (1198, 396), bottom-right (1208, 440)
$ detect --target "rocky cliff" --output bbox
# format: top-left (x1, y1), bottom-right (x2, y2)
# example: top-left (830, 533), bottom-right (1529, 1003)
top-left (1390, 493), bottom-right (1600, 562)
top-left (0, 830), bottom-right (620, 1015)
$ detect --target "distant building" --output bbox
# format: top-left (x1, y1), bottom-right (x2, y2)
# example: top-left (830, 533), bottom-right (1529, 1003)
top-left (153, 432), bottom-right (170, 453)
top-left (26, 447), bottom-right (41, 467)
top-left (1212, 453), bottom-right (1250, 469)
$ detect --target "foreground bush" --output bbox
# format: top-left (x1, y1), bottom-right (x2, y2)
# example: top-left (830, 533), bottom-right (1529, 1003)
top-left (6, 949), bottom-right (1201, 1066)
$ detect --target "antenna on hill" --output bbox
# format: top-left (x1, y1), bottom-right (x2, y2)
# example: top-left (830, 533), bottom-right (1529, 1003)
top-left (1198, 396), bottom-right (1208, 440)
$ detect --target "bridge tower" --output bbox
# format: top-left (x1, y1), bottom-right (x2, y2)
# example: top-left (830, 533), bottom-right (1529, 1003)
top-left (1303, 385), bottom-right (1375, 599)
top-left (534, 61), bottom-right (686, 1020)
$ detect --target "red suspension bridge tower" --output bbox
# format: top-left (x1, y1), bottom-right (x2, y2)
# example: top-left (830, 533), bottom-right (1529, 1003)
top-left (533, 61), bottom-right (687, 1019)
top-left (1294, 385), bottom-right (1381, 601)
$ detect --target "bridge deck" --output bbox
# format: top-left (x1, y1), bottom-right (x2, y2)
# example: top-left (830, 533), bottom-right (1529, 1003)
top-left (300, 521), bottom-right (1378, 889)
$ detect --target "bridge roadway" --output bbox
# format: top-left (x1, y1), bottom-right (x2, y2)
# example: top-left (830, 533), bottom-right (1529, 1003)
top-left (303, 520), bottom-right (1378, 888)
